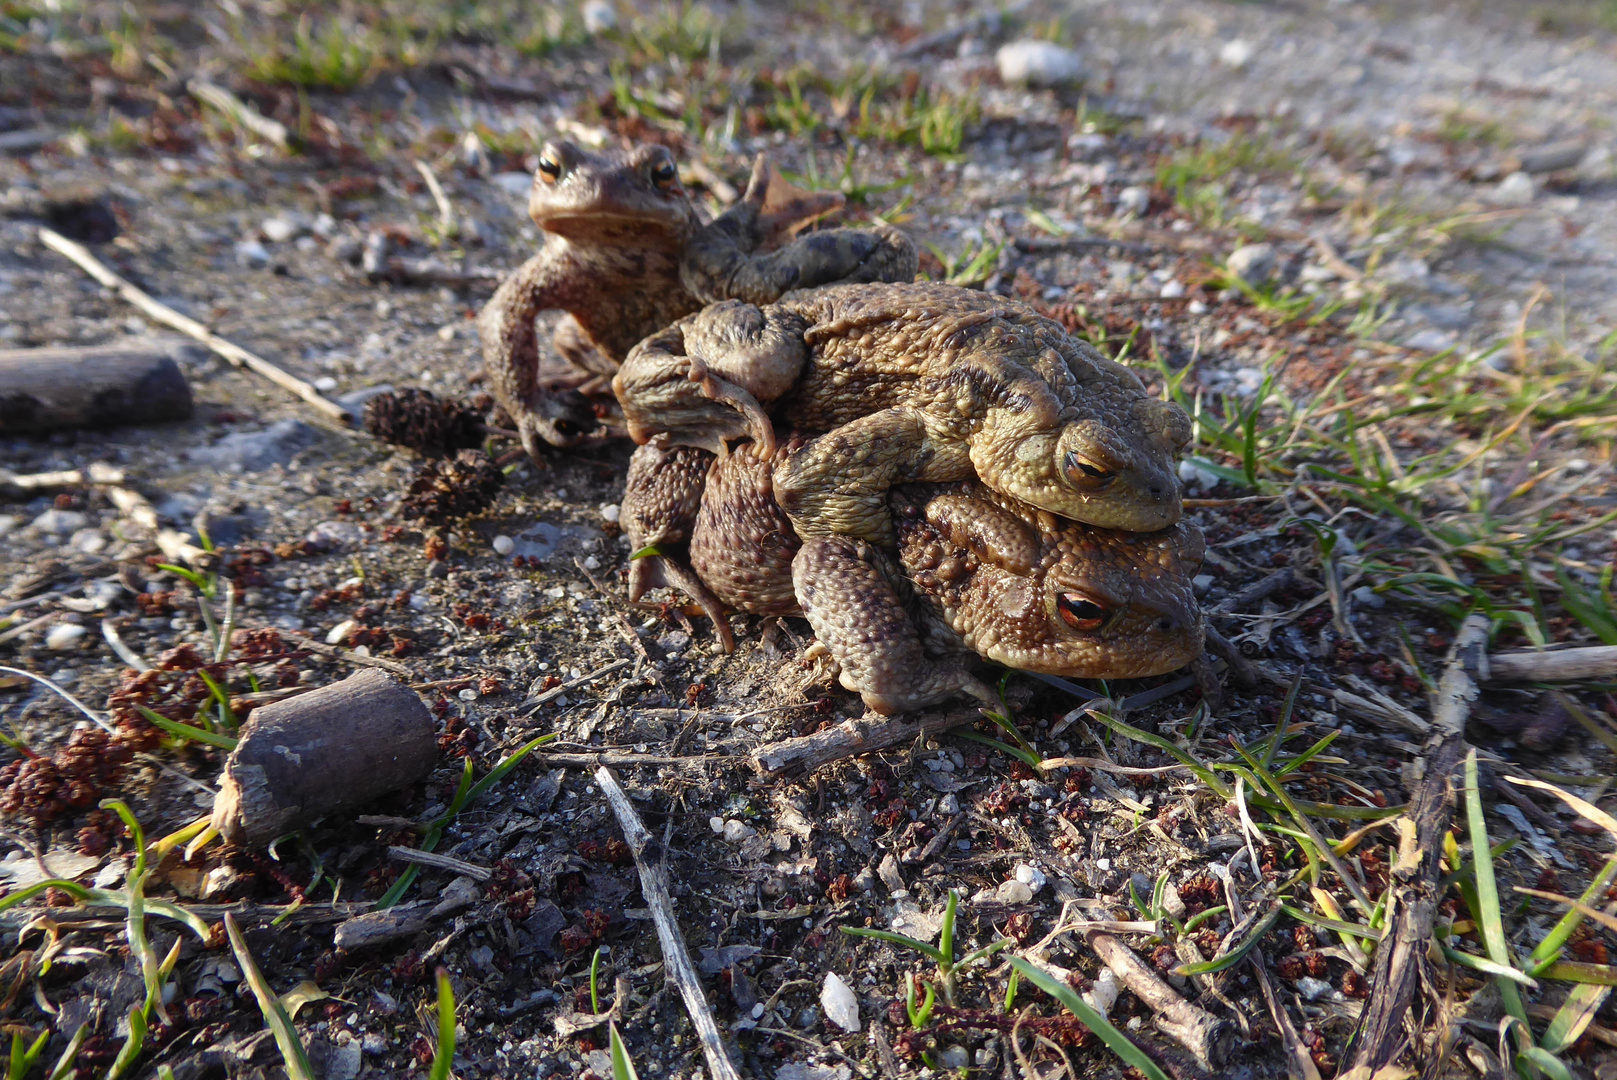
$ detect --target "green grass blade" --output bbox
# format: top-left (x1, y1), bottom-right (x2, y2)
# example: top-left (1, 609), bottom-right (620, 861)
top-left (461, 732), bottom-right (559, 805)
top-left (1516, 1046), bottom-right (1576, 1080)
top-left (1537, 962), bottom-right (1617, 985)
top-left (1530, 857), bottom-right (1617, 971)
top-left (839, 927), bottom-right (946, 964)
top-left (1438, 944), bottom-right (1539, 987)
top-left (225, 913), bottom-right (316, 1080)
top-left (104, 1005), bottom-right (146, 1080)
top-left (135, 706), bottom-right (239, 749)
top-left (429, 968), bottom-right (455, 1080)
top-left (1279, 903), bottom-right (1383, 942)
top-left (952, 730), bottom-right (1042, 769)
top-left (1541, 982), bottom-right (1610, 1053)
top-left (609, 1021), bottom-right (641, 1080)
top-left (1175, 906), bottom-right (1282, 976)
top-left (1464, 750), bottom-right (1532, 1031)
top-left (938, 890), bottom-right (956, 969)
top-left (1006, 958), bottom-right (1170, 1080)
top-left (1091, 714), bottom-right (1229, 797)
top-left (45, 1025), bottom-right (88, 1080)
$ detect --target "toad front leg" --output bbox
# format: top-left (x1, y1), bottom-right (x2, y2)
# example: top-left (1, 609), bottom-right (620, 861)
top-left (793, 535), bottom-right (997, 716)
top-left (614, 301), bottom-right (809, 456)
top-left (772, 407), bottom-right (972, 547)
top-left (478, 253), bottom-right (602, 455)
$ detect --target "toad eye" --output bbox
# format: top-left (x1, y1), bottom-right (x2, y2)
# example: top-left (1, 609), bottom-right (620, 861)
top-left (536, 155), bottom-right (562, 183)
top-left (1064, 450), bottom-right (1115, 488)
top-left (650, 159), bottom-right (678, 189)
top-left (1057, 592), bottom-right (1108, 632)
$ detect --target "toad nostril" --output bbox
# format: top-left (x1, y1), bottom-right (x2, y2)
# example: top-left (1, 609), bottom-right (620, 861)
top-left (1149, 485), bottom-right (1165, 499)
top-left (1157, 616), bottom-right (1175, 633)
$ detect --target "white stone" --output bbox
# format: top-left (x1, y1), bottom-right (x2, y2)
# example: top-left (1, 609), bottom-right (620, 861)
top-left (936, 1046), bottom-right (970, 1070)
top-left (1226, 242), bottom-right (1277, 286)
top-left (1296, 975), bottom-right (1333, 1001)
top-left (1492, 170), bottom-right (1536, 206)
top-left (1187, 299), bottom-right (1207, 314)
top-left (582, 0), bottom-right (617, 33)
top-left (995, 40), bottom-right (1086, 87)
top-left (1219, 39), bottom-right (1254, 70)
top-left (326, 618), bottom-right (357, 645)
top-left (820, 972), bottom-right (861, 1032)
top-left (722, 819), bottom-right (755, 843)
top-left (31, 509), bottom-right (87, 535)
top-left (69, 528), bottom-right (107, 554)
top-left (1159, 279), bottom-right (1185, 298)
top-left (437, 324), bottom-right (456, 342)
top-left (235, 239), bottom-right (270, 268)
top-left (709, 816), bottom-right (726, 834)
top-left (492, 535), bottom-right (515, 556)
top-left (261, 215), bottom-right (307, 243)
top-left (45, 623), bottom-right (86, 650)
top-left (599, 503), bottom-right (621, 524)
top-left (1083, 968), bottom-right (1119, 1016)
top-left (1013, 863), bottom-right (1047, 892)
top-left (313, 376), bottom-right (338, 392)
top-left (1114, 185), bottom-right (1150, 218)
top-left (998, 879), bottom-right (1034, 904)
top-left (0, 514), bottom-right (17, 537)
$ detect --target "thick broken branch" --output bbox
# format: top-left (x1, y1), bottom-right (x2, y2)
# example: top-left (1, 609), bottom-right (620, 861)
top-left (1340, 613), bottom-right (1490, 1079)
top-left (0, 345), bottom-right (192, 432)
top-left (595, 765), bottom-right (743, 1080)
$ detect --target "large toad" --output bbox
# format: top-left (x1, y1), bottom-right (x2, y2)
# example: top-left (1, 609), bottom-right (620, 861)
top-left (477, 140), bottom-right (916, 454)
top-left (621, 440), bottom-right (1205, 715)
top-left (613, 282), bottom-right (1192, 544)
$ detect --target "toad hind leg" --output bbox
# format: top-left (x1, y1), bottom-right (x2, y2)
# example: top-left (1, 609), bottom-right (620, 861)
top-left (793, 535), bottom-right (997, 716)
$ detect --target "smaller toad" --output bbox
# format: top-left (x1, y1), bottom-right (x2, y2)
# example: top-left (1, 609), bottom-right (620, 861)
top-left (478, 142), bottom-right (915, 455)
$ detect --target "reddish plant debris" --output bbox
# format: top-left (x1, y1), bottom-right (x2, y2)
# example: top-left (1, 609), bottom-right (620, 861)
top-left (401, 449), bottom-right (504, 525)
top-left (1178, 876), bottom-right (1222, 912)
top-left (826, 873), bottom-right (853, 902)
top-left (0, 727), bottom-right (135, 825)
top-left (487, 859), bottom-right (536, 920)
top-left (577, 839), bottom-right (633, 865)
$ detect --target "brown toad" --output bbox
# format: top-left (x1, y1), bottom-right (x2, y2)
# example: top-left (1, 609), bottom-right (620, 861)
top-left (621, 439), bottom-right (1204, 715)
top-left (477, 141), bottom-right (917, 455)
top-left (613, 281), bottom-right (1191, 544)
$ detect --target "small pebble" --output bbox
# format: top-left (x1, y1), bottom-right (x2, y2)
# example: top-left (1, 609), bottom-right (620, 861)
top-left (234, 239), bottom-right (270, 269)
top-left (492, 535), bottom-right (515, 556)
top-left (261, 215), bottom-right (305, 243)
top-left (582, 0), bottom-right (616, 33)
top-left (1188, 299), bottom-right (1207, 314)
top-left (1492, 170), bottom-right (1536, 206)
top-left (820, 972), bottom-right (861, 1033)
top-left (936, 1046), bottom-right (970, 1070)
top-left (599, 503), bottom-right (621, 524)
top-left (31, 509), bottom-right (87, 535)
top-left (709, 816), bottom-right (725, 834)
top-left (1159, 279), bottom-right (1185, 298)
top-left (1220, 39), bottom-right (1254, 70)
top-left (1226, 242), bottom-right (1277, 286)
top-left (996, 40), bottom-right (1086, 86)
top-left (325, 618), bottom-right (357, 645)
top-left (437, 324), bottom-right (456, 342)
top-left (1012, 863), bottom-right (1046, 892)
top-left (458, 688), bottom-right (477, 701)
top-left (313, 376), bottom-right (339, 392)
top-left (1114, 185), bottom-right (1150, 218)
top-left (45, 623), bottom-right (87, 650)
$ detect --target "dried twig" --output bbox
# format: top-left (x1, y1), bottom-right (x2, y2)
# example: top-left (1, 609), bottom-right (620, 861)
top-left (1340, 614), bottom-right (1490, 1079)
top-left (281, 632), bottom-right (412, 676)
top-left (595, 765), bottom-right (743, 1080)
top-left (0, 463), bottom-right (123, 495)
top-left (38, 227), bottom-right (347, 422)
top-left (412, 160), bottom-right (456, 237)
top-left (1488, 645), bottom-right (1617, 683)
top-left (386, 846), bottom-right (491, 882)
top-left (749, 708), bottom-right (977, 775)
top-left (188, 79), bottom-right (291, 149)
top-left (1086, 930), bottom-right (1233, 1068)
top-left (517, 658), bottom-right (633, 714)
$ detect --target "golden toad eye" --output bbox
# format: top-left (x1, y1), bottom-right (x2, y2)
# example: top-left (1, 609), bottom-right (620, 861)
top-left (1057, 592), bottom-right (1108, 632)
top-left (1064, 450), bottom-right (1115, 487)
top-left (651, 159), bottom-right (678, 189)
top-left (536, 156), bottom-right (562, 183)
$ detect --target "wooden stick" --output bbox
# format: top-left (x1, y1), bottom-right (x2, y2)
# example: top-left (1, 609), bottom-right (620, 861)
top-left (0, 463), bottom-right (124, 495)
top-left (517, 658), bottom-right (632, 713)
top-left (1340, 614), bottom-right (1490, 1079)
top-left (282, 631), bottom-right (413, 675)
top-left (530, 751), bottom-right (721, 769)
top-left (1488, 645), bottom-right (1617, 683)
top-left (595, 765), bottom-right (742, 1080)
top-left (211, 669), bottom-right (436, 846)
top-left (0, 345), bottom-right (192, 432)
top-left (1086, 930), bottom-right (1233, 1068)
top-left (187, 79), bottom-right (291, 150)
top-left (749, 708), bottom-right (977, 776)
top-left (37, 227), bottom-right (348, 422)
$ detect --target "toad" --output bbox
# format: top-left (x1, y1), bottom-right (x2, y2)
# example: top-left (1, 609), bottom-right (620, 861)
top-left (477, 140), bottom-right (917, 455)
top-left (613, 281), bottom-right (1191, 544)
top-left (621, 439), bottom-right (1204, 715)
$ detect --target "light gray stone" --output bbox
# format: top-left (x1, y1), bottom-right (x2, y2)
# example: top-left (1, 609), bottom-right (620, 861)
top-left (995, 40), bottom-right (1086, 87)
top-left (189, 419), bottom-right (319, 472)
top-left (1225, 242), bottom-right (1277, 286)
